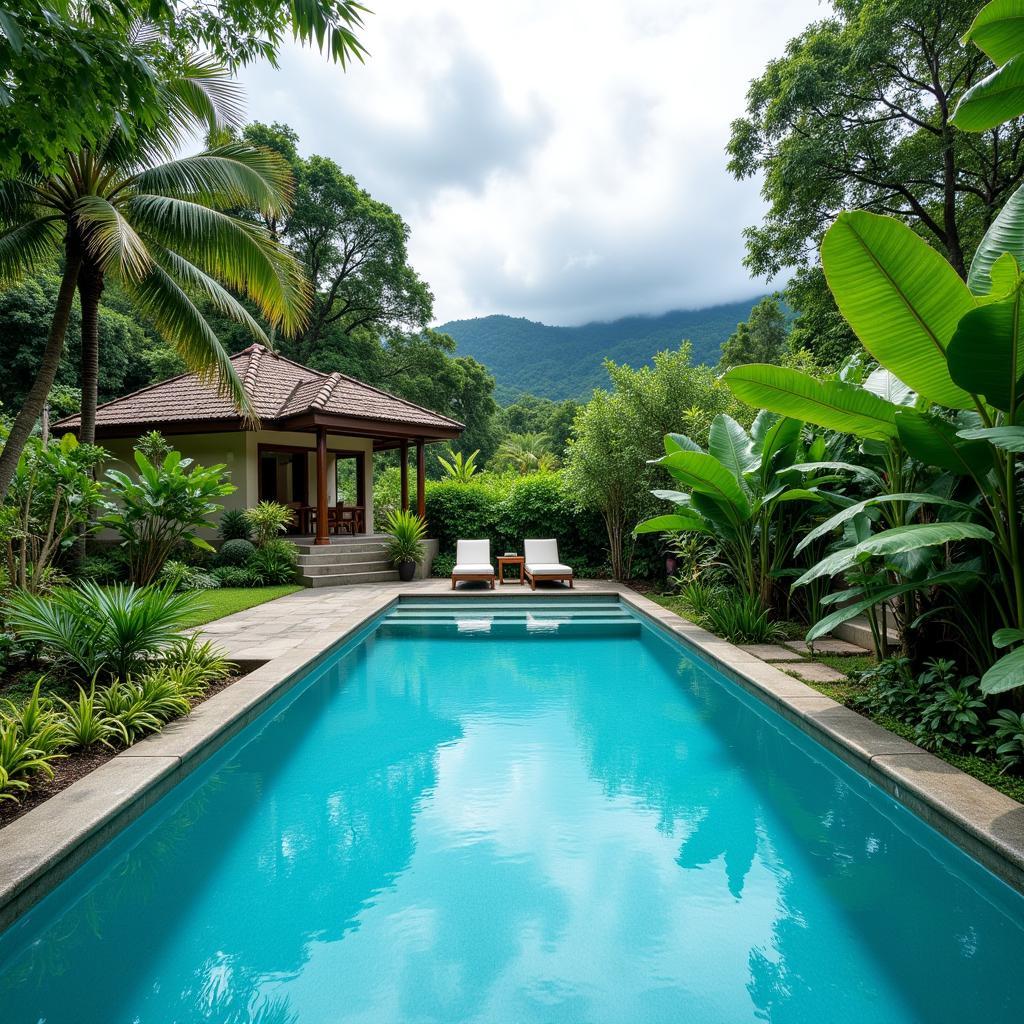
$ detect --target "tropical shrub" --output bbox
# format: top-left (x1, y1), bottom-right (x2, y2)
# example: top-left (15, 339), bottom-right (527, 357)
top-left (163, 635), bottom-right (235, 689)
top-left (437, 448), bottom-right (480, 482)
top-left (243, 501), bottom-right (295, 547)
top-left (724, 200), bottom-right (1024, 690)
top-left (211, 565), bottom-right (259, 587)
top-left (4, 581), bottom-right (200, 683)
top-left (218, 509), bottom-right (252, 542)
top-left (0, 680), bottom-right (65, 756)
top-left (2, 433), bottom-right (107, 591)
top-left (55, 684), bottom-right (123, 750)
top-left (915, 661), bottom-right (986, 752)
top-left (76, 552), bottom-right (127, 585)
top-left (636, 412), bottom-right (831, 611)
top-left (159, 560), bottom-right (220, 592)
top-left (701, 591), bottom-right (789, 644)
top-left (217, 538), bottom-right (257, 567)
top-left (431, 553), bottom-right (455, 578)
top-left (103, 448), bottom-right (235, 585)
top-left (246, 540), bottom-right (297, 586)
top-left (96, 681), bottom-right (165, 743)
top-left (0, 720), bottom-right (57, 803)
top-left (986, 710), bottom-right (1024, 773)
top-left (384, 509), bottom-right (427, 566)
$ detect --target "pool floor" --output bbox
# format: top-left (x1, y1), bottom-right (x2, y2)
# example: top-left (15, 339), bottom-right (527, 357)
top-left (1, 600), bottom-right (1023, 1022)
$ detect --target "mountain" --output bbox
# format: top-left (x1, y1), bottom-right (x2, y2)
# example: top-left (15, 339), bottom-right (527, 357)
top-left (438, 297), bottom-right (768, 402)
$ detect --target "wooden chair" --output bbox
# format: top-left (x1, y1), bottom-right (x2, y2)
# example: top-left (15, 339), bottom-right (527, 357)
top-left (523, 538), bottom-right (574, 589)
top-left (451, 539), bottom-right (496, 589)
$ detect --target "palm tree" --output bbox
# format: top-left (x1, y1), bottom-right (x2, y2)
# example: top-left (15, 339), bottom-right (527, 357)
top-left (0, 49), bottom-right (308, 493)
top-left (492, 432), bottom-right (558, 475)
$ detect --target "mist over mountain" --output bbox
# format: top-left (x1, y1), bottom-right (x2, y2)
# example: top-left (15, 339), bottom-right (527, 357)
top-left (439, 298), bottom-right (768, 402)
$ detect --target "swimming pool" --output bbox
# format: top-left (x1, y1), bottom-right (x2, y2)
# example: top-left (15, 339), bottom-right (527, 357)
top-left (1, 596), bottom-right (1022, 1022)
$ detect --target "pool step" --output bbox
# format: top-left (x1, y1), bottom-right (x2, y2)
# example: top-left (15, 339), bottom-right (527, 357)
top-left (379, 617), bottom-right (641, 637)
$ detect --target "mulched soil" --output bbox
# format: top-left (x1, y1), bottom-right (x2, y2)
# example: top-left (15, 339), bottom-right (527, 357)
top-left (0, 674), bottom-right (242, 831)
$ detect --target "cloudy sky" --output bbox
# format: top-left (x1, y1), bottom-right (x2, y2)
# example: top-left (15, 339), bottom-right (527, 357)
top-left (240, 0), bottom-right (825, 326)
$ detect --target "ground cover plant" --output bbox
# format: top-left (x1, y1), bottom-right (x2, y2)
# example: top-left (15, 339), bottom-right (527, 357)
top-left (0, 582), bottom-right (236, 817)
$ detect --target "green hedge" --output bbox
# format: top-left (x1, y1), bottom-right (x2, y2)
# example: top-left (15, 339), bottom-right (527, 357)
top-left (424, 471), bottom-right (606, 571)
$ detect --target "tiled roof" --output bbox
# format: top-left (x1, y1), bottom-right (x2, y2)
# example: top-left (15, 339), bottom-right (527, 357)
top-left (56, 345), bottom-right (464, 435)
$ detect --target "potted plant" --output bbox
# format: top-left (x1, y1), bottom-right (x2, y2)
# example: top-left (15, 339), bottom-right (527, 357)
top-left (384, 509), bottom-right (427, 581)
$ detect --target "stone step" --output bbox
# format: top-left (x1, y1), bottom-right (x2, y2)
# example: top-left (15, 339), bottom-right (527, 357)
top-left (303, 568), bottom-right (400, 588)
top-left (296, 549), bottom-right (390, 567)
top-left (293, 542), bottom-right (389, 557)
top-left (833, 614), bottom-right (900, 652)
top-left (301, 559), bottom-right (393, 577)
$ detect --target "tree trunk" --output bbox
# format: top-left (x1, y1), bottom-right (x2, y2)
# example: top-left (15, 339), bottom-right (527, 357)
top-left (0, 238), bottom-right (84, 500)
top-left (77, 258), bottom-right (104, 445)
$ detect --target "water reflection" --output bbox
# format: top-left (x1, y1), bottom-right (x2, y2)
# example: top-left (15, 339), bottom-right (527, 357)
top-left (0, 627), bottom-right (1022, 1023)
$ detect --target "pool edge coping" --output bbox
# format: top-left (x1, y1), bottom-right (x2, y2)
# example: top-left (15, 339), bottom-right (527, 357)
top-left (1, 582), bottom-right (1023, 936)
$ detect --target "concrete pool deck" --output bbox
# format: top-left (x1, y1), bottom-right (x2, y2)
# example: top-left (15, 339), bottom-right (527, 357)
top-left (2, 579), bottom-right (1024, 934)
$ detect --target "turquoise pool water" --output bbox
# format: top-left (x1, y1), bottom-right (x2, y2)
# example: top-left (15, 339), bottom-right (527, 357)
top-left (2, 597), bottom-right (1023, 1022)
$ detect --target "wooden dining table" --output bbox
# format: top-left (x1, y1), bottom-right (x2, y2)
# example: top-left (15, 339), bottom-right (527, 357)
top-left (301, 504), bottom-right (364, 536)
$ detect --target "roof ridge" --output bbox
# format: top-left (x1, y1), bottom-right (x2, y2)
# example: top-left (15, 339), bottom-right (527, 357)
top-left (331, 371), bottom-right (464, 429)
top-left (311, 372), bottom-right (343, 410)
top-left (242, 345), bottom-right (263, 394)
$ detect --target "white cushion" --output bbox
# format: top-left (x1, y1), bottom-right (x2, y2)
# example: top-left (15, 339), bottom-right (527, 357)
top-left (456, 539), bottom-right (491, 564)
top-left (452, 563), bottom-right (495, 575)
top-left (525, 562), bottom-right (573, 575)
top-left (524, 538), bottom-right (559, 564)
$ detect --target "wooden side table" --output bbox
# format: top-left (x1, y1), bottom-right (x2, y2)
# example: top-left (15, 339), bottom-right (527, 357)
top-left (497, 555), bottom-right (525, 585)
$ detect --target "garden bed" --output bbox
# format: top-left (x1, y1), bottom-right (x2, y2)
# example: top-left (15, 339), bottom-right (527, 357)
top-left (0, 670), bottom-right (244, 831)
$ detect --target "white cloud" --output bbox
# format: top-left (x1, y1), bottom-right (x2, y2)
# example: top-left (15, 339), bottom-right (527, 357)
top-left (240, 0), bottom-right (825, 324)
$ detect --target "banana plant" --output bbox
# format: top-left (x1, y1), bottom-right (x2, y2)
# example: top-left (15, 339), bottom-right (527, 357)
top-left (725, 202), bottom-right (1024, 694)
top-left (953, 0), bottom-right (1024, 132)
top-left (635, 412), bottom-right (832, 609)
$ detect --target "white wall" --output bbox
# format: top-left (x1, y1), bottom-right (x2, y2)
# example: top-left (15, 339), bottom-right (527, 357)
top-left (95, 429), bottom-right (376, 538)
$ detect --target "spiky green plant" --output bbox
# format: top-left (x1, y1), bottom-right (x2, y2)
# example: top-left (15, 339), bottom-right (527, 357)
top-left (383, 508), bottom-right (427, 565)
top-left (5, 581), bottom-right (199, 683)
top-left (437, 448), bottom-right (480, 483)
top-left (55, 682), bottom-right (124, 750)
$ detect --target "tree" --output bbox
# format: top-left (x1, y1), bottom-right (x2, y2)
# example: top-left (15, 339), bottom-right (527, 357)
top-left (0, 272), bottom-right (155, 412)
top-left (564, 346), bottom-right (744, 579)
top-left (0, 59), bottom-right (307, 494)
top-left (727, 0), bottom-right (1024, 316)
top-left (0, 1), bottom-right (369, 178)
top-left (498, 394), bottom-right (581, 456)
top-left (717, 296), bottom-right (789, 369)
top-left (241, 122), bottom-right (434, 358)
top-left (491, 433), bottom-right (557, 475)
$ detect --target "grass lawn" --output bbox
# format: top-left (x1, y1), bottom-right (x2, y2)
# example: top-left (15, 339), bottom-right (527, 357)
top-left (179, 585), bottom-right (304, 628)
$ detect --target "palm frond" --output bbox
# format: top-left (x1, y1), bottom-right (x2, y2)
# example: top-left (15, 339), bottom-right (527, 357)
top-left (160, 51), bottom-right (246, 132)
top-left (154, 244), bottom-right (269, 344)
top-left (0, 217), bottom-right (63, 283)
top-left (130, 146), bottom-right (294, 218)
top-left (121, 264), bottom-right (257, 422)
top-left (74, 194), bottom-right (151, 281)
top-left (127, 193), bottom-right (310, 334)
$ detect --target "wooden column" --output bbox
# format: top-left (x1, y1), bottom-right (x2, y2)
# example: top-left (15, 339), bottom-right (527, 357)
top-left (314, 427), bottom-right (330, 546)
top-left (416, 439), bottom-right (426, 520)
top-left (400, 440), bottom-right (409, 511)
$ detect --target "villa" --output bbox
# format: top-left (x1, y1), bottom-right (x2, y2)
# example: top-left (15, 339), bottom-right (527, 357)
top-left (55, 344), bottom-right (464, 545)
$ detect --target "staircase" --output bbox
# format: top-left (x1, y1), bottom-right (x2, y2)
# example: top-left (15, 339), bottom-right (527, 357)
top-left (293, 536), bottom-right (399, 588)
